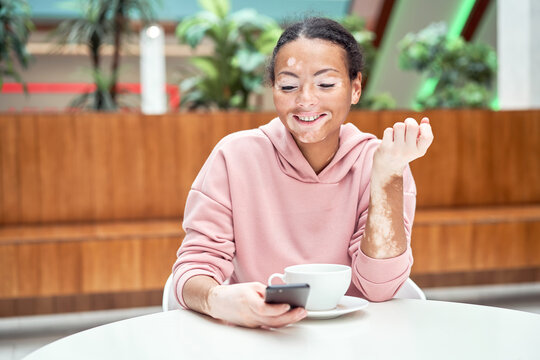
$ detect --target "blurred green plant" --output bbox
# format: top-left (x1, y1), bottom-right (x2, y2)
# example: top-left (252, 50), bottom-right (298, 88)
top-left (53, 0), bottom-right (156, 110)
top-left (357, 92), bottom-right (396, 111)
top-left (338, 14), bottom-right (395, 110)
top-left (0, 0), bottom-right (34, 92)
top-left (399, 22), bottom-right (497, 109)
top-left (338, 15), bottom-right (375, 82)
top-left (176, 0), bottom-right (283, 110)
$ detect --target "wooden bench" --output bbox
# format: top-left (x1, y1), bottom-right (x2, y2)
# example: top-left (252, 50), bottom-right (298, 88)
top-left (0, 220), bottom-right (182, 315)
top-left (1, 110), bottom-right (539, 316)
top-left (412, 205), bottom-right (540, 286)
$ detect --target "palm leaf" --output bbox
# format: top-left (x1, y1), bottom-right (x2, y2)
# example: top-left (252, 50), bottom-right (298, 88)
top-left (0, 0), bottom-right (33, 90)
top-left (198, 0), bottom-right (230, 19)
top-left (189, 57), bottom-right (219, 79)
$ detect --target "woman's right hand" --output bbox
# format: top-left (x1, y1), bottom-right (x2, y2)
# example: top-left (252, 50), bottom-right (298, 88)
top-left (207, 282), bottom-right (307, 328)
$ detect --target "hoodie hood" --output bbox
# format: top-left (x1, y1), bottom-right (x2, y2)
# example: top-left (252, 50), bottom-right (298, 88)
top-left (259, 118), bottom-right (376, 184)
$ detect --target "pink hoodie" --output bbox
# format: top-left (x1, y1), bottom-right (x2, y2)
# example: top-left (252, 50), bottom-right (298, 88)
top-left (173, 118), bottom-right (416, 307)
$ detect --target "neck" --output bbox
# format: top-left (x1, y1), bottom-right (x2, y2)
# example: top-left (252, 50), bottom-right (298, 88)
top-left (295, 134), bottom-right (340, 175)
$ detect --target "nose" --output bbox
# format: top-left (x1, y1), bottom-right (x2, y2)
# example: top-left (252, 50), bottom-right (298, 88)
top-left (296, 85), bottom-right (318, 108)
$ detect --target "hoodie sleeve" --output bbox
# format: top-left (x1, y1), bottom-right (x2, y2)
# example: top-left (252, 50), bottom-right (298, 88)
top-left (349, 165), bottom-right (417, 302)
top-left (172, 144), bottom-right (236, 309)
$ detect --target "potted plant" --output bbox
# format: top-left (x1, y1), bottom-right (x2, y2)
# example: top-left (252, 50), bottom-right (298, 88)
top-left (53, 0), bottom-right (156, 110)
top-left (398, 22), bottom-right (497, 109)
top-left (176, 0), bottom-right (282, 110)
top-left (338, 14), bottom-right (395, 110)
top-left (0, 0), bottom-right (34, 91)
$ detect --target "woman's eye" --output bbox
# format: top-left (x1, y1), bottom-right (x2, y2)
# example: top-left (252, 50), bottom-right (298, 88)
top-left (280, 86), bottom-right (297, 91)
top-left (319, 83), bottom-right (335, 88)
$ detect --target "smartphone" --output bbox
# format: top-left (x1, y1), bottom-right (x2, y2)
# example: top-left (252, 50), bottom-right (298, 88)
top-left (265, 283), bottom-right (310, 308)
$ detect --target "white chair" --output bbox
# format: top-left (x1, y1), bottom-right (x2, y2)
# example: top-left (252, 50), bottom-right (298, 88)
top-left (163, 274), bottom-right (426, 311)
top-left (162, 274), bottom-right (230, 311)
top-left (394, 278), bottom-right (426, 300)
top-left (162, 273), bottom-right (181, 312)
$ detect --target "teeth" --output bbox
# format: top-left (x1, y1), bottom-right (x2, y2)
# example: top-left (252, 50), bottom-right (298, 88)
top-left (298, 114), bottom-right (322, 121)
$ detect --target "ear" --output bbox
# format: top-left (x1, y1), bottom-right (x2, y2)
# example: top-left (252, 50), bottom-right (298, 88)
top-left (350, 72), bottom-right (362, 105)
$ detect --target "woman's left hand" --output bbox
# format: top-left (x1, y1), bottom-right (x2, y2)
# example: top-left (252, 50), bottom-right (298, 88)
top-left (372, 117), bottom-right (434, 178)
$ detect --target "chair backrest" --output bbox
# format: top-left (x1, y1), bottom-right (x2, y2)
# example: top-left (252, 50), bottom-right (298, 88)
top-left (394, 278), bottom-right (426, 300)
top-left (162, 275), bottom-right (426, 311)
top-left (162, 273), bottom-right (181, 311)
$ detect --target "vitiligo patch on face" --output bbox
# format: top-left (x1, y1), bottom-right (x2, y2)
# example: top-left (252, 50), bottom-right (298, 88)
top-left (287, 57), bottom-right (296, 67)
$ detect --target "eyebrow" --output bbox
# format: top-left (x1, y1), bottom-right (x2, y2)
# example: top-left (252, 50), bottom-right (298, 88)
top-left (276, 68), bottom-right (340, 78)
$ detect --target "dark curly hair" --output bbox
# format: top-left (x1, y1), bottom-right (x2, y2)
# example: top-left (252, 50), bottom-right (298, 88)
top-left (267, 17), bottom-right (364, 85)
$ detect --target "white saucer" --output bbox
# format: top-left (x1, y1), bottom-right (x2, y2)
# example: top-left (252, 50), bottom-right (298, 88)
top-left (306, 296), bottom-right (369, 320)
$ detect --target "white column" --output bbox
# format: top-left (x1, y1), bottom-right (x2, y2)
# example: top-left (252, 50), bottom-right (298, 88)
top-left (497, 0), bottom-right (540, 109)
top-left (140, 25), bottom-right (167, 114)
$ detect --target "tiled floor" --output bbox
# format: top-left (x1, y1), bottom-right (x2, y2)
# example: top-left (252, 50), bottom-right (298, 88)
top-left (1, 283), bottom-right (539, 360)
top-left (424, 282), bottom-right (540, 314)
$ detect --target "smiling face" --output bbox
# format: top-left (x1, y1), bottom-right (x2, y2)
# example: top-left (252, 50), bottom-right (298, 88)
top-left (272, 37), bottom-right (362, 152)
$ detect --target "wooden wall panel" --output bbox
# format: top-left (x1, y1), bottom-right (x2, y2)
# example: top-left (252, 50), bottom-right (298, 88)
top-left (411, 216), bottom-right (540, 275)
top-left (38, 114), bottom-right (74, 222)
top-left (0, 290), bottom-right (164, 317)
top-left (350, 110), bottom-right (540, 207)
top-left (0, 116), bottom-right (19, 223)
top-left (16, 241), bottom-right (40, 297)
top-left (57, 241), bottom-right (82, 295)
top-left (0, 219), bottom-right (183, 300)
top-left (81, 238), bottom-right (141, 293)
top-left (472, 222), bottom-right (540, 270)
top-left (89, 113), bottom-right (114, 220)
top-left (37, 243), bottom-right (61, 296)
top-left (1, 110), bottom-right (539, 225)
top-left (140, 116), bottom-right (176, 216)
top-left (1, 234), bottom-right (180, 299)
top-left (140, 237), bottom-right (182, 288)
top-left (411, 224), bottom-right (475, 274)
top-left (18, 115), bottom-right (42, 223)
top-left (0, 244), bottom-right (17, 297)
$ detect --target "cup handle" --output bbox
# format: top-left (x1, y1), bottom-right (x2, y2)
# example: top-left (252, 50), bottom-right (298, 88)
top-left (268, 273), bottom-right (285, 286)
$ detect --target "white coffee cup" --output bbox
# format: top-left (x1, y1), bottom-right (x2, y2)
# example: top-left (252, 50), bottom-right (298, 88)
top-left (268, 264), bottom-right (352, 311)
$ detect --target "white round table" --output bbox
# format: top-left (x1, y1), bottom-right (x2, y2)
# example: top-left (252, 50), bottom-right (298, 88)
top-left (24, 299), bottom-right (540, 360)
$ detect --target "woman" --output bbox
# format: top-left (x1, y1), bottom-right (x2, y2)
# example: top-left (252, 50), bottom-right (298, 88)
top-left (172, 17), bottom-right (434, 328)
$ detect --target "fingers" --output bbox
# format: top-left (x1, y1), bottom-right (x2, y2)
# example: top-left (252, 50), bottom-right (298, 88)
top-left (255, 307), bottom-right (307, 329)
top-left (393, 122), bottom-right (406, 146)
top-left (250, 282), bottom-right (268, 298)
top-left (252, 301), bottom-right (291, 317)
top-left (246, 282), bottom-right (290, 316)
top-left (248, 298), bottom-right (306, 328)
top-left (246, 282), bottom-right (307, 328)
top-left (404, 118), bottom-right (419, 147)
top-left (381, 127), bottom-right (393, 148)
top-left (385, 117), bottom-right (430, 151)
top-left (246, 282), bottom-right (297, 318)
top-left (418, 118), bottom-right (434, 153)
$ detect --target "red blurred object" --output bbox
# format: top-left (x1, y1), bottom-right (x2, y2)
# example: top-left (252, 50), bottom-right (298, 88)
top-left (1, 83), bottom-right (180, 111)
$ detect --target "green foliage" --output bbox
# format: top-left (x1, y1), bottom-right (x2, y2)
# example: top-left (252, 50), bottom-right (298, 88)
top-left (53, 0), bottom-right (156, 111)
top-left (0, 0), bottom-right (34, 91)
top-left (338, 15), bottom-right (375, 79)
top-left (399, 22), bottom-right (497, 109)
top-left (357, 92), bottom-right (396, 111)
top-left (338, 14), bottom-right (395, 110)
top-left (176, 0), bottom-right (283, 110)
